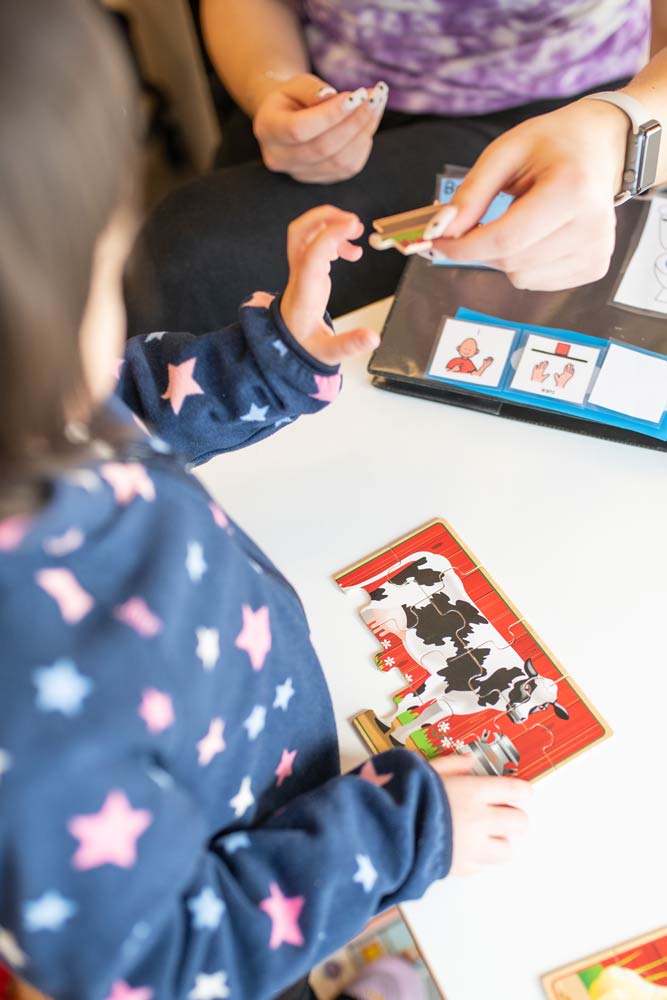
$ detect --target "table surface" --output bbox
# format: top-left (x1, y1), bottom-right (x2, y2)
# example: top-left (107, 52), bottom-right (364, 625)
top-left (198, 296), bottom-right (667, 1000)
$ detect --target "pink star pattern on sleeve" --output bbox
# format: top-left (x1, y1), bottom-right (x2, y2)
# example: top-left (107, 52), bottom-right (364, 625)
top-left (259, 882), bottom-right (304, 950)
top-left (100, 463), bottom-right (156, 505)
top-left (104, 982), bottom-right (154, 1000)
top-left (359, 760), bottom-right (394, 787)
top-left (0, 515), bottom-right (30, 551)
top-left (242, 291), bottom-right (275, 310)
top-left (161, 358), bottom-right (205, 416)
top-left (274, 749), bottom-right (297, 787)
top-left (36, 568), bottom-right (94, 624)
top-left (113, 598), bottom-right (163, 638)
top-left (138, 689), bottom-right (175, 734)
top-left (197, 719), bottom-right (226, 765)
top-left (309, 373), bottom-right (342, 403)
top-left (68, 790), bottom-right (152, 871)
top-left (234, 605), bottom-right (271, 671)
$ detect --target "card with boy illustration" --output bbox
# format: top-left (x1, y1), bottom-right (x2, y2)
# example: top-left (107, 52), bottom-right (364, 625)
top-left (335, 520), bottom-right (610, 781)
top-left (541, 927), bottom-right (667, 999)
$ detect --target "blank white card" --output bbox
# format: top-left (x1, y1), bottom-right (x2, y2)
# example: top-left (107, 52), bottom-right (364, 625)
top-left (588, 343), bottom-right (667, 423)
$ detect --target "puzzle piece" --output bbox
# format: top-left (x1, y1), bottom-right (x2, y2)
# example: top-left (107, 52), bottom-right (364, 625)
top-left (369, 204), bottom-right (441, 256)
top-left (542, 927), bottom-right (667, 999)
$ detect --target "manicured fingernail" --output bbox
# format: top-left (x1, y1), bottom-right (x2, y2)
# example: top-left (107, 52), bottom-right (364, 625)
top-left (343, 87), bottom-right (368, 113)
top-left (423, 205), bottom-right (458, 240)
top-left (368, 81), bottom-right (389, 115)
top-left (317, 85), bottom-right (337, 100)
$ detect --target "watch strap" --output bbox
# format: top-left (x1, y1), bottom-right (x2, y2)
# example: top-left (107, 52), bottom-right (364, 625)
top-left (586, 91), bottom-right (651, 134)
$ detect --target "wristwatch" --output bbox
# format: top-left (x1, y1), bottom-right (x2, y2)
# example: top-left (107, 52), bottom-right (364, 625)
top-left (587, 91), bottom-right (662, 205)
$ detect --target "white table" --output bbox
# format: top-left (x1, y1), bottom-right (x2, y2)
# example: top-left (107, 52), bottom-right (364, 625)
top-left (198, 297), bottom-right (667, 1000)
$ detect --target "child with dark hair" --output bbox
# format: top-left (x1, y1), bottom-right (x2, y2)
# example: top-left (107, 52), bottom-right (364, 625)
top-left (0, 3), bottom-right (530, 999)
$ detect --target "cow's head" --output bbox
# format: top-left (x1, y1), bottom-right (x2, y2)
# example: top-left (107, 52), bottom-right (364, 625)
top-left (506, 659), bottom-right (569, 723)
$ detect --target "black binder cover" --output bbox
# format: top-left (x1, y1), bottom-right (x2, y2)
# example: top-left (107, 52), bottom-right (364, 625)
top-left (368, 199), bottom-right (667, 450)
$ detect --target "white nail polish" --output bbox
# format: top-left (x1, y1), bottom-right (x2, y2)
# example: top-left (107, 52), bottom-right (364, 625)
top-left (368, 81), bottom-right (389, 114)
top-left (343, 87), bottom-right (368, 112)
top-left (423, 205), bottom-right (458, 241)
top-left (317, 86), bottom-right (337, 99)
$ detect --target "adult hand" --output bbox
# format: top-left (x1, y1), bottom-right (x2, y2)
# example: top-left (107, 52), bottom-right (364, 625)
top-left (280, 205), bottom-right (380, 363)
top-left (427, 98), bottom-right (629, 290)
top-left (253, 73), bottom-right (388, 183)
top-left (431, 754), bottom-right (531, 875)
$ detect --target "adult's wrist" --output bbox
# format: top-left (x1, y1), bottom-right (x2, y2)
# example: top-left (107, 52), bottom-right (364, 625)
top-left (577, 96), bottom-right (631, 198)
top-left (246, 67), bottom-right (304, 117)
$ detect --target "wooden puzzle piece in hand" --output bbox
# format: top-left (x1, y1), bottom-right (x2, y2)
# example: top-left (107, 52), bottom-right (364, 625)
top-left (369, 204), bottom-right (442, 255)
top-left (541, 926), bottom-right (667, 998)
top-left (334, 519), bottom-right (610, 781)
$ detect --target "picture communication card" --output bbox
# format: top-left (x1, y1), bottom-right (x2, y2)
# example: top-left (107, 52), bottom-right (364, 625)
top-left (335, 520), bottom-right (610, 782)
top-left (541, 927), bottom-right (667, 999)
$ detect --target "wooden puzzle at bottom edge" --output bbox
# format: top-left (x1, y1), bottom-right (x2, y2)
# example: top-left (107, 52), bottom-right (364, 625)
top-left (334, 518), bottom-right (611, 782)
top-left (541, 926), bottom-right (667, 999)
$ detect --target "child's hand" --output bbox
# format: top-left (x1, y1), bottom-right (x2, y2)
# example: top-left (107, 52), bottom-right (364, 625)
top-left (280, 206), bottom-right (381, 365)
top-left (430, 754), bottom-right (531, 875)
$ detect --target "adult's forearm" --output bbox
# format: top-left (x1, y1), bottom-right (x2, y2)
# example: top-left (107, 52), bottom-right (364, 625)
top-left (201, 0), bottom-right (309, 117)
top-left (622, 46), bottom-right (667, 183)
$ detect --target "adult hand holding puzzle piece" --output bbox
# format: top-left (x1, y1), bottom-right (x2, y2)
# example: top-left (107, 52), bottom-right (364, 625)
top-left (253, 75), bottom-right (389, 183)
top-left (427, 47), bottom-right (667, 290)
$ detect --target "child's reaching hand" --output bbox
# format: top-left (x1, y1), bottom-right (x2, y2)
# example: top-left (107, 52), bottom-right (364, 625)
top-left (431, 755), bottom-right (532, 875)
top-left (280, 206), bottom-right (381, 364)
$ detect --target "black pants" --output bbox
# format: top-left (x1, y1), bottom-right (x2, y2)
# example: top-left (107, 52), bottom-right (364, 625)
top-left (124, 78), bottom-right (627, 337)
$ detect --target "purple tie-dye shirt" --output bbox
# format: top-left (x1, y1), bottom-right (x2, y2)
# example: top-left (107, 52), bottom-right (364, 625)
top-left (302, 0), bottom-right (650, 116)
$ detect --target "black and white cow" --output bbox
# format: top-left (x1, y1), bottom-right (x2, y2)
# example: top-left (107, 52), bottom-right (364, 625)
top-left (356, 552), bottom-right (568, 746)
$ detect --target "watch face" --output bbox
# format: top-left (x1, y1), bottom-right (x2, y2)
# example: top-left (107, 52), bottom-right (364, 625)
top-left (639, 121), bottom-right (662, 192)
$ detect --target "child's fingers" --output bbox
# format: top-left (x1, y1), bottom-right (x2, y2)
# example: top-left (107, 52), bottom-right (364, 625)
top-left (430, 753), bottom-right (476, 777)
top-left (286, 207), bottom-right (362, 261)
top-left (480, 776), bottom-right (532, 807)
top-left (305, 326), bottom-right (380, 365)
top-left (292, 218), bottom-right (366, 282)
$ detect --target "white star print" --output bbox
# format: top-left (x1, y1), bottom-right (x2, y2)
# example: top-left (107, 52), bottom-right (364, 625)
top-left (273, 677), bottom-right (295, 711)
top-left (196, 627), bottom-right (220, 670)
top-left (0, 926), bottom-right (26, 968)
top-left (187, 887), bottom-right (225, 930)
top-left (24, 892), bottom-right (77, 932)
top-left (273, 416), bottom-right (292, 428)
top-left (272, 338), bottom-right (288, 357)
top-left (223, 832), bottom-right (250, 854)
top-left (33, 659), bottom-right (93, 716)
top-left (186, 541), bottom-right (208, 583)
top-left (240, 402), bottom-right (268, 422)
top-left (0, 749), bottom-right (11, 782)
top-left (188, 971), bottom-right (230, 1000)
top-left (147, 765), bottom-right (173, 789)
top-left (384, 657), bottom-right (395, 667)
top-left (65, 469), bottom-right (100, 492)
top-left (145, 331), bottom-right (166, 342)
top-left (381, 639), bottom-right (392, 649)
top-left (353, 854), bottom-right (378, 893)
top-left (242, 705), bottom-right (266, 740)
top-left (229, 776), bottom-right (254, 818)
